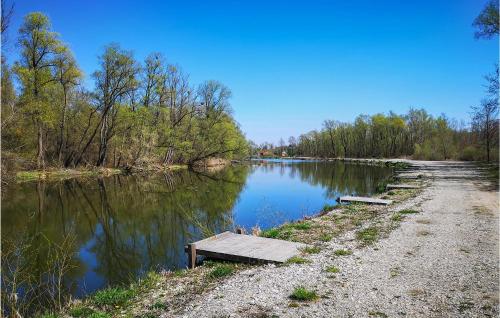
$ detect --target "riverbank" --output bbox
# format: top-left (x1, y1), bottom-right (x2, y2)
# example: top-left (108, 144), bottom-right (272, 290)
top-left (41, 160), bottom-right (498, 317)
top-left (6, 159), bottom-right (235, 183)
top-left (48, 159), bottom-right (412, 317)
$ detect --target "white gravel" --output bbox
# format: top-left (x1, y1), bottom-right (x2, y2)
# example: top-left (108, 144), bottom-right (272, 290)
top-left (178, 161), bottom-right (499, 318)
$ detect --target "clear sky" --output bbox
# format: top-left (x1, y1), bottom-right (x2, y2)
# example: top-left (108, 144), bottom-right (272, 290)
top-left (4, 0), bottom-right (498, 144)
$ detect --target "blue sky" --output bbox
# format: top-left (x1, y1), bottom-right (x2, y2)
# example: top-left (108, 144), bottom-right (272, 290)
top-left (4, 0), bottom-right (498, 144)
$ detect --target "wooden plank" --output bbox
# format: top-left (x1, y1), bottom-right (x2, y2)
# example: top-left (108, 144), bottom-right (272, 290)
top-left (339, 195), bottom-right (393, 205)
top-left (186, 232), bottom-right (305, 266)
top-left (386, 184), bottom-right (420, 190)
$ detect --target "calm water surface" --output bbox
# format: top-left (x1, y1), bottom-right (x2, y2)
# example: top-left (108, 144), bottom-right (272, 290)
top-left (1, 160), bottom-right (392, 301)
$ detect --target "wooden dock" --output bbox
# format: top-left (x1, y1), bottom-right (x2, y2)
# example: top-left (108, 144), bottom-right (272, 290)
top-left (339, 195), bottom-right (393, 205)
top-left (386, 184), bottom-right (420, 190)
top-left (185, 231), bottom-right (306, 268)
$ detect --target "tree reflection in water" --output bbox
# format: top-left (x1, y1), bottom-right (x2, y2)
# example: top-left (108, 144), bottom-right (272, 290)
top-left (1, 161), bottom-right (392, 315)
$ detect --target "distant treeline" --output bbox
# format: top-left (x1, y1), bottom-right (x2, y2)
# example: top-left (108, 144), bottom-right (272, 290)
top-left (254, 0), bottom-right (499, 163)
top-left (255, 106), bottom-right (498, 162)
top-left (1, 12), bottom-right (248, 170)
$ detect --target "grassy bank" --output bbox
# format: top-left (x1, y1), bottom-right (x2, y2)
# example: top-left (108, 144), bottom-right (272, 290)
top-left (13, 165), bottom-right (189, 182)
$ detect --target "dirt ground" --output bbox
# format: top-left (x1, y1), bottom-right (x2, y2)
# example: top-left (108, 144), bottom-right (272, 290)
top-left (178, 161), bottom-right (499, 318)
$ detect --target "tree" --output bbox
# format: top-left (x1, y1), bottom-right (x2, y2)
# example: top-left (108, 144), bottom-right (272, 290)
top-left (323, 120), bottom-right (339, 157)
top-left (141, 52), bottom-right (164, 108)
top-left (473, 0), bottom-right (499, 39)
top-left (471, 99), bottom-right (498, 162)
top-left (54, 50), bottom-right (82, 163)
top-left (14, 12), bottom-right (67, 168)
top-left (1, 0), bottom-right (14, 47)
top-left (92, 44), bottom-right (139, 166)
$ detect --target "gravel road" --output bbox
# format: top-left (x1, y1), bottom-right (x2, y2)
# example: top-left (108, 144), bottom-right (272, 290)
top-left (180, 161), bottom-right (499, 318)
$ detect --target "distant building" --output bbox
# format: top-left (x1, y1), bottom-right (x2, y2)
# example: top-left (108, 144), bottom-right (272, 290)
top-left (281, 151), bottom-right (287, 157)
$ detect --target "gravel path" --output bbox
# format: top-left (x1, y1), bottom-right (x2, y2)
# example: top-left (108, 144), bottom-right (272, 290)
top-left (180, 161), bottom-right (499, 318)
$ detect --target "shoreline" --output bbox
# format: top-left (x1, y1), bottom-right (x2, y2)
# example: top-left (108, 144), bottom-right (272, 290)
top-left (53, 159), bottom-right (422, 318)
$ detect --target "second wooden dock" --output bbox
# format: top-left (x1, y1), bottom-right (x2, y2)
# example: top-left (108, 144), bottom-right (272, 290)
top-left (339, 195), bottom-right (393, 205)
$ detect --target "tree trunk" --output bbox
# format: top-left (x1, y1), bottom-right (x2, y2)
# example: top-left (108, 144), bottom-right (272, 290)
top-left (97, 113), bottom-right (110, 167)
top-left (37, 121), bottom-right (45, 169)
top-left (57, 87), bottom-right (68, 164)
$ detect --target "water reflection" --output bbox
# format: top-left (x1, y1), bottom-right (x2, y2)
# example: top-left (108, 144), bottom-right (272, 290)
top-left (1, 161), bottom-right (391, 314)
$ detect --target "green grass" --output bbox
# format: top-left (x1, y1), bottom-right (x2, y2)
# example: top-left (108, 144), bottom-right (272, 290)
top-left (92, 287), bottom-right (135, 307)
top-left (208, 264), bottom-right (234, 279)
top-left (69, 306), bottom-right (95, 317)
top-left (333, 249), bottom-right (352, 256)
top-left (260, 221), bottom-right (312, 240)
top-left (38, 314), bottom-right (60, 318)
top-left (260, 227), bottom-right (292, 240)
top-left (321, 203), bottom-right (335, 213)
top-left (151, 301), bottom-right (167, 310)
top-left (301, 246), bottom-right (321, 254)
top-left (285, 256), bottom-right (311, 264)
top-left (391, 213), bottom-right (403, 222)
top-left (88, 313), bottom-right (111, 318)
top-left (292, 222), bottom-right (312, 230)
top-left (399, 209), bottom-right (419, 214)
top-left (356, 227), bottom-right (379, 245)
top-left (325, 266), bottom-right (340, 273)
top-left (289, 287), bottom-right (318, 301)
top-left (387, 190), bottom-right (396, 195)
top-left (319, 233), bottom-right (333, 242)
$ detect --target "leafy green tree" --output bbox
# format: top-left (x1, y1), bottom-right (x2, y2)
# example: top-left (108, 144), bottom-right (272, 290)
top-left (14, 12), bottom-right (67, 168)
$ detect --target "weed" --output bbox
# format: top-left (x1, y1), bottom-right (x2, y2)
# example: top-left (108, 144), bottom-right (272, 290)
top-left (321, 203), bottom-right (335, 213)
top-left (368, 311), bottom-right (388, 317)
top-left (387, 191), bottom-right (396, 195)
top-left (319, 233), bottom-right (333, 242)
top-left (286, 256), bottom-right (310, 264)
top-left (38, 314), bottom-right (60, 318)
top-left (333, 249), bottom-right (352, 256)
top-left (292, 222), bottom-right (312, 230)
top-left (325, 266), bottom-right (340, 273)
top-left (88, 313), bottom-right (111, 318)
top-left (288, 302), bottom-right (300, 308)
top-left (389, 267), bottom-right (400, 278)
top-left (261, 227), bottom-right (292, 240)
top-left (391, 213), bottom-right (403, 222)
top-left (301, 246), bottom-right (321, 254)
top-left (399, 209), bottom-right (419, 214)
top-left (208, 264), bottom-right (234, 279)
top-left (92, 287), bottom-right (134, 307)
top-left (69, 306), bottom-right (95, 317)
top-left (289, 287), bottom-right (318, 301)
top-left (408, 288), bottom-right (425, 297)
top-left (151, 301), bottom-right (167, 310)
top-left (356, 227), bottom-right (379, 245)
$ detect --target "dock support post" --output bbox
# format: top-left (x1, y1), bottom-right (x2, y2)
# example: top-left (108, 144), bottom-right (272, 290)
top-left (236, 227), bottom-right (246, 234)
top-left (187, 243), bottom-right (196, 269)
